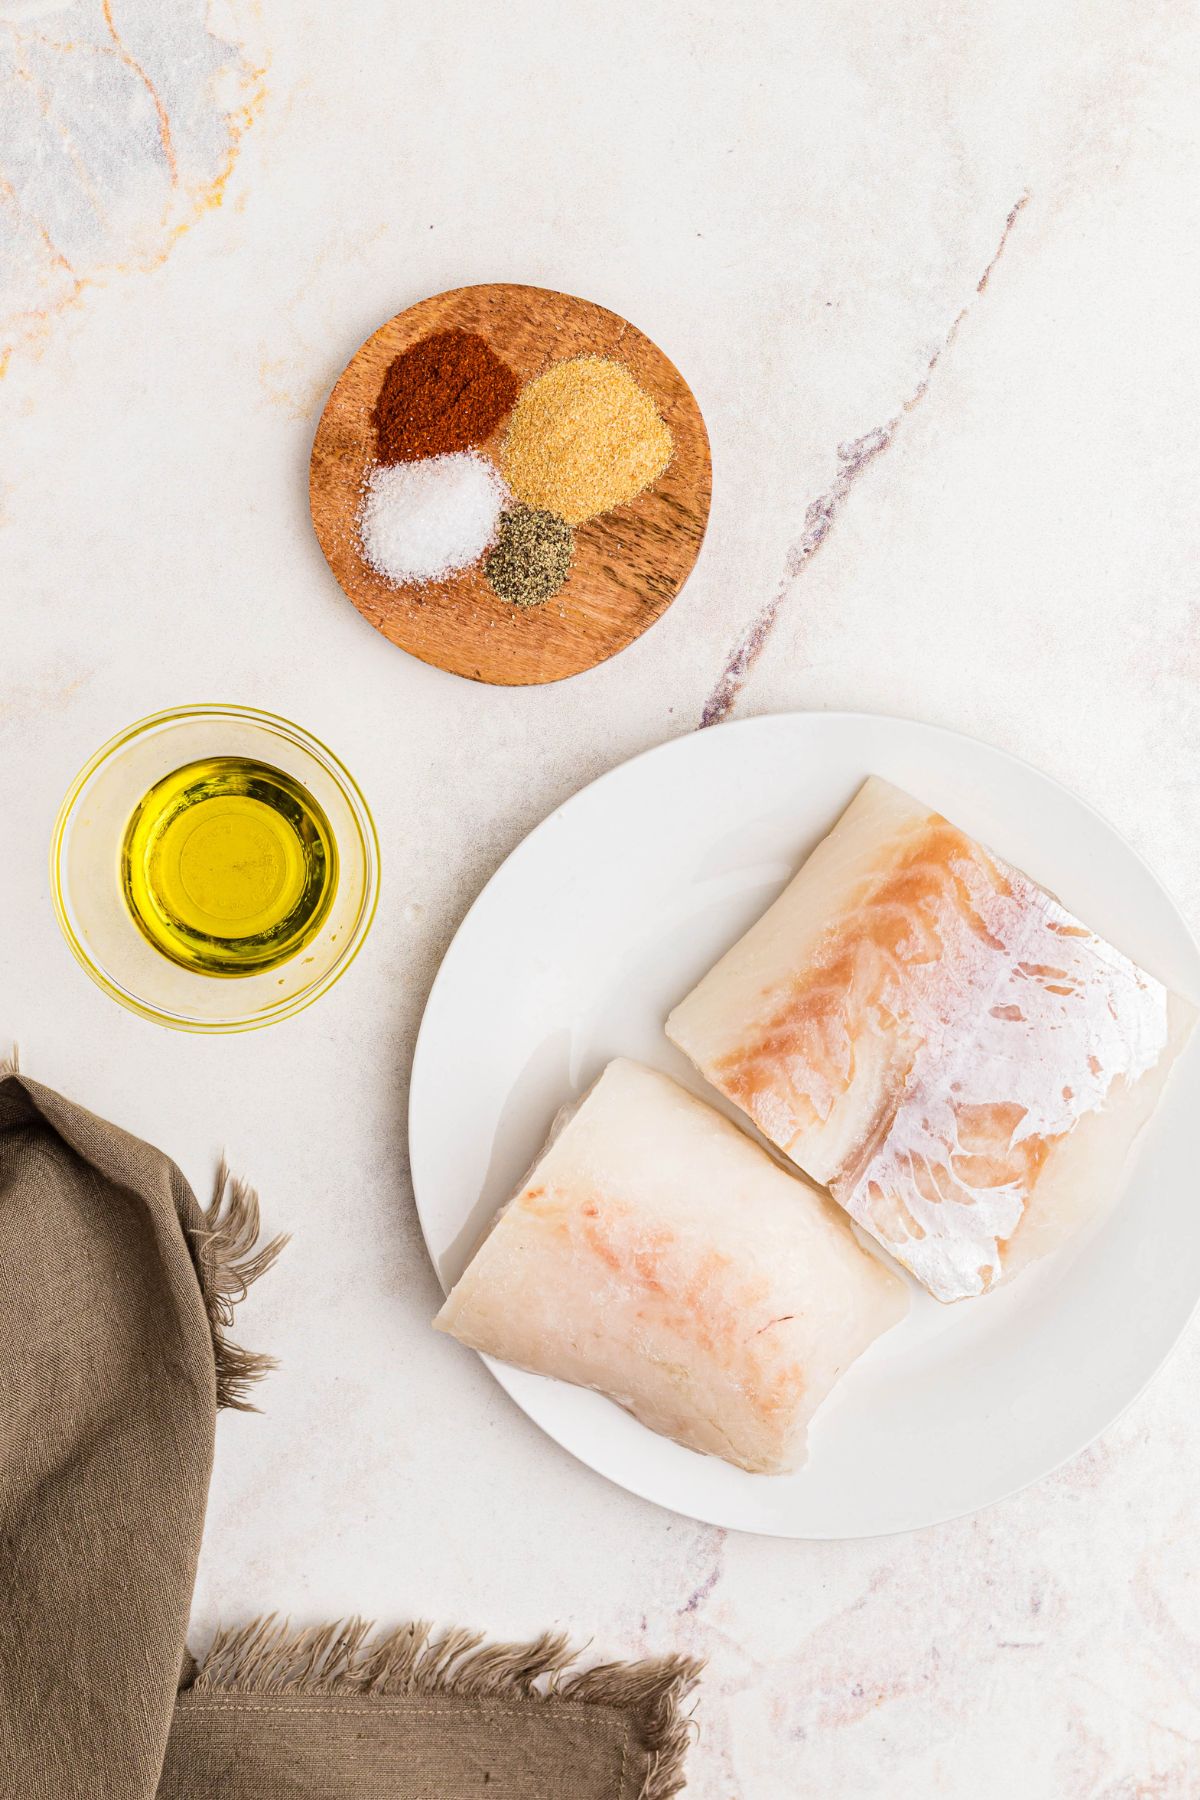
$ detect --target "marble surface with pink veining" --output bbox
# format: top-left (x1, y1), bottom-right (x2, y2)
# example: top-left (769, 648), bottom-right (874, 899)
top-left (2, 3), bottom-right (1199, 1794)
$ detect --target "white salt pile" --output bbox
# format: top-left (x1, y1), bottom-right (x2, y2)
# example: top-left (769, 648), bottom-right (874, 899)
top-left (359, 452), bottom-right (509, 585)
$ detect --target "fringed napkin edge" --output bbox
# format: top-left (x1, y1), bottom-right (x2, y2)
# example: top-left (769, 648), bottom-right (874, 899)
top-left (180, 1616), bottom-right (702, 1800)
top-left (189, 1159), bottom-right (288, 1412)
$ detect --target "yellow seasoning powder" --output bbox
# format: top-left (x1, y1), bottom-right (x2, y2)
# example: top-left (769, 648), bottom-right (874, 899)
top-left (500, 356), bottom-right (673, 525)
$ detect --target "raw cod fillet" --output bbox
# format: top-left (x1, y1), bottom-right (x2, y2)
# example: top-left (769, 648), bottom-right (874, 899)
top-left (434, 1058), bottom-right (907, 1474)
top-left (667, 777), bottom-right (1195, 1303)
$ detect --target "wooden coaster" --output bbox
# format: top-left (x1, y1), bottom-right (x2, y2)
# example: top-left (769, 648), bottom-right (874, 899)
top-left (309, 284), bottom-right (711, 687)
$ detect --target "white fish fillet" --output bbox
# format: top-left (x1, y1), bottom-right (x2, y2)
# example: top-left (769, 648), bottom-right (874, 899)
top-left (668, 777), bottom-right (1195, 1303)
top-left (434, 1059), bottom-right (907, 1474)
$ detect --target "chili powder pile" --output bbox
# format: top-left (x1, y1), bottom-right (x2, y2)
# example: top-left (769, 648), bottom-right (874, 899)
top-left (372, 330), bottom-right (518, 463)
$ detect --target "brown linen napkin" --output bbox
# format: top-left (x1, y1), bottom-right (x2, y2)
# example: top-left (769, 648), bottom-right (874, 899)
top-left (0, 1063), bottom-right (700, 1800)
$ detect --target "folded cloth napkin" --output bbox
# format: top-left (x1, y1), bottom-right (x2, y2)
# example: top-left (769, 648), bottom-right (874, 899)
top-left (0, 1064), bottom-right (700, 1799)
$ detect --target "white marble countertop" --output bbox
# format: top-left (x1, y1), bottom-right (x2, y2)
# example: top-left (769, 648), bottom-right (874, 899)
top-left (3, 2), bottom-right (1199, 1793)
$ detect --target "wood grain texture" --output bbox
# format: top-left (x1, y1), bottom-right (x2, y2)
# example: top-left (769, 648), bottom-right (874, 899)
top-left (309, 284), bottom-right (711, 686)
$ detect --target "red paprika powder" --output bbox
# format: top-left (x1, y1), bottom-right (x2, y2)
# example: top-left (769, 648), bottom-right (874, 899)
top-left (372, 330), bottom-right (519, 463)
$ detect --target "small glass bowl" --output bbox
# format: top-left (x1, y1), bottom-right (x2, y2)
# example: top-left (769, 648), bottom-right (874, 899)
top-left (51, 705), bottom-right (380, 1032)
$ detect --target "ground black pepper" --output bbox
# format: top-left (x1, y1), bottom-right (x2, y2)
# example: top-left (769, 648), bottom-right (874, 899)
top-left (483, 505), bottom-right (574, 606)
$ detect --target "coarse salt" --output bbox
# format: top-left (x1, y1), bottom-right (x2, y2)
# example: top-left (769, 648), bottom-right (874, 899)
top-left (358, 452), bottom-right (509, 585)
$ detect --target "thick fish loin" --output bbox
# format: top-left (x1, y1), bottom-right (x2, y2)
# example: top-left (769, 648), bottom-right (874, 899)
top-left (668, 777), bottom-right (1195, 1303)
top-left (434, 1059), bottom-right (907, 1474)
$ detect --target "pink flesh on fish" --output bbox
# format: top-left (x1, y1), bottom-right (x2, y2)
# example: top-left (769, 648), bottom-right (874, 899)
top-left (668, 778), bottom-right (1195, 1303)
top-left (435, 1059), bottom-right (907, 1474)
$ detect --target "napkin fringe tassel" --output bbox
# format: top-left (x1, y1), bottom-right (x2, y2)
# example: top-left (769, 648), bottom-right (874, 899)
top-left (190, 1160), bottom-right (289, 1413)
top-left (188, 1616), bottom-right (702, 1798)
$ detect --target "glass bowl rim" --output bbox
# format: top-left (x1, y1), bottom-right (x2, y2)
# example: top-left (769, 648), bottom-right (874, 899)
top-left (50, 703), bottom-right (381, 1033)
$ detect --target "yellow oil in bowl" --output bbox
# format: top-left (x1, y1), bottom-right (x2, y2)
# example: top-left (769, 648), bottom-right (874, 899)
top-left (121, 757), bottom-right (338, 976)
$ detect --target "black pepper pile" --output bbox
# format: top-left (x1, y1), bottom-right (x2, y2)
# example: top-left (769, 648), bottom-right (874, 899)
top-left (483, 505), bottom-right (575, 607)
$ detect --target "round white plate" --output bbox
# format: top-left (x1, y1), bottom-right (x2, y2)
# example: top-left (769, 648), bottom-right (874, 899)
top-left (409, 713), bottom-right (1200, 1537)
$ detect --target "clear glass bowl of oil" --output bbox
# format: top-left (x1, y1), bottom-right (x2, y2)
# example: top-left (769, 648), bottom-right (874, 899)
top-left (51, 706), bottom-right (379, 1031)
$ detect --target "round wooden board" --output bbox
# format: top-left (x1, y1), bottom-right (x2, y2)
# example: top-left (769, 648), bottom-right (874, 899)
top-left (309, 284), bottom-right (711, 687)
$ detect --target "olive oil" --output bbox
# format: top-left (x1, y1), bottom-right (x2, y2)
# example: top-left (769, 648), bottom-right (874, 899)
top-left (121, 757), bottom-right (338, 976)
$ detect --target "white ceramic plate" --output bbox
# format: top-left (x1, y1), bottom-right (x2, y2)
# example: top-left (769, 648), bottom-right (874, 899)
top-left (409, 713), bottom-right (1200, 1536)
